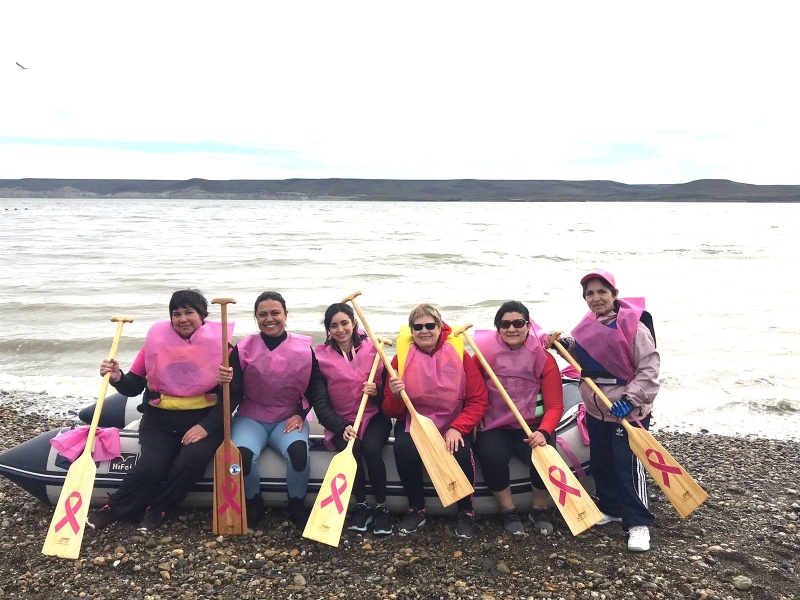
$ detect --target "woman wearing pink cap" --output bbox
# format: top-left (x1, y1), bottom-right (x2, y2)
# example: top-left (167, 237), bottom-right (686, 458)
top-left (559, 270), bottom-right (659, 552)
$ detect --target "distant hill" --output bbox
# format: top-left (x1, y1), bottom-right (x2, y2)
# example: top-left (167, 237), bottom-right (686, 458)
top-left (1, 178), bottom-right (799, 202)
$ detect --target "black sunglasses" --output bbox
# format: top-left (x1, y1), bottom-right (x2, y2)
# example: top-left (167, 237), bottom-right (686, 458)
top-left (499, 319), bottom-right (527, 329)
top-left (412, 322), bottom-right (438, 331)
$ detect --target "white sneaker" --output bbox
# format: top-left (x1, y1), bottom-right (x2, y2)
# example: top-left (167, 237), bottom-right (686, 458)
top-left (627, 526), bottom-right (650, 552)
top-left (596, 512), bottom-right (622, 526)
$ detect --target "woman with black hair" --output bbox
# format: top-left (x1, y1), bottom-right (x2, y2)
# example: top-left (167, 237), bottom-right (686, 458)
top-left (315, 303), bottom-right (393, 535)
top-left (88, 288), bottom-right (231, 532)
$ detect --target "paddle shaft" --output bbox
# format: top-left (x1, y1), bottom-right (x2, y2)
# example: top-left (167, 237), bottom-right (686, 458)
top-left (345, 342), bottom-right (390, 450)
top-left (212, 298), bottom-right (236, 441)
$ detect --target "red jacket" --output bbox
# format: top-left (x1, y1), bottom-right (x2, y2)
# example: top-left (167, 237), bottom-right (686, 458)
top-left (382, 323), bottom-right (489, 434)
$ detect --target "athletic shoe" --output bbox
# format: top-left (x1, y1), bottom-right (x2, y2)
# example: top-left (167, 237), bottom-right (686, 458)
top-left (596, 512), bottom-right (623, 526)
top-left (398, 508), bottom-right (427, 534)
top-left (627, 526), bottom-right (650, 552)
top-left (455, 511), bottom-right (475, 539)
top-left (501, 509), bottom-right (524, 535)
top-left (372, 505), bottom-right (393, 535)
top-left (348, 503), bottom-right (374, 532)
top-left (246, 494), bottom-right (266, 529)
top-left (528, 508), bottom-right (554, 534)
top-left (87, 504), bottom-right (117, 530)
top-left (137, 507), bottom-right (166, 532)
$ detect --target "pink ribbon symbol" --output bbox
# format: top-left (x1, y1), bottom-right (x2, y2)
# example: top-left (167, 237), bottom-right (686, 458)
top-left (548, 466), bottom-right (581, 506)
top-left (319, 473), bottom-right (348, 514)
top-left (55, 491), bottom-right (83, 533)
top-left (217, 477), bottom-right (242, 515)
top-left (645, 449), bottom-right (682, 487)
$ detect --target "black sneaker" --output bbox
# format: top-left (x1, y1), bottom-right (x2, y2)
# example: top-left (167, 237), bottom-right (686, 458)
top-left (348, 503), bottom-right (374, 532)
top-left (455, 511), bottom-right (475, 539)
top-left (287, 497), bottom-right (309, 529)
top-left (398, 508), bottom-right (426, 534)
top-left (87, 504), bottom-right (117, 530)
top-left (501, 508), bottom-right (524, 536)
top-left (137, 507), bottom-right (166, 532)
top-left (528, 508), bottom-right (554, 534)
top-left (246, 494), bottom-right (266, 529)
top-left (372, 505), bottom-right (393, 535)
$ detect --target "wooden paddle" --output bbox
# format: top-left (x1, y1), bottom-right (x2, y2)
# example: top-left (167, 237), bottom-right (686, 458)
top-left (548, 333), bottom-right (708, 518)
top-left (42, 316), bottom-right (133, 559)
top-left (457, 324), bottom-right (602, 535)
top-left (211, 298), bottom-right (247, 535)
top-left (302, 337), bottom-right (392, 546)
top-left (342, 292), bottom-right (474, 507)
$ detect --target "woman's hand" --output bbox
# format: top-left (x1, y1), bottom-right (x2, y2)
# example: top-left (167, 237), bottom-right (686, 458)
top-left (100, 359), bottom-right (121, 383)
top-left (388, 376), bottom-right (405, 397)
top-left (216, 365), bottom-right (233, 385)
top-left (525, 430), bottom-right (547, 448)
top-left (343, 425), bottom-right (357, 442)
top-left (444, 428), bottom-right (464, 454)
top-left (362, 381), bottom-right (377, 396)
top-left (182, 424), bottom-right (208, 445)
top-left (283, 415), bottom-right (304, 434)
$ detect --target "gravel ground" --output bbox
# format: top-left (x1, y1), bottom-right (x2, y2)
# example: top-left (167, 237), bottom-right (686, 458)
top-left (0, 391), bottom-right (798, 600)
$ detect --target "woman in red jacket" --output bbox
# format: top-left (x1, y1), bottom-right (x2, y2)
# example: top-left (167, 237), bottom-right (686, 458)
top-left (472, 301), bottom-right (564, 536)
top-left (383, 303), bottom-right (488, 539)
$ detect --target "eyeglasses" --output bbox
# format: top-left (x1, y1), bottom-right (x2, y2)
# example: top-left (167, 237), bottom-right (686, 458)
top-left (499, 319), bottom-right (528, 329)
top-left (412, 322), bottom-right (438, 331)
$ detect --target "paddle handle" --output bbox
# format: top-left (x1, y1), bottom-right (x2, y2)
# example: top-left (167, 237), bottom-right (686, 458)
top-left (548, 332), bottom-right (634, 432)
top-left (85, 316), bottom-right (133, 454)
top-left (460, 325), bottom-right (534, 438)
top-left (343, 292), bottom-right (419, 418)
top-left (212, 298), bottom-right (236, 442)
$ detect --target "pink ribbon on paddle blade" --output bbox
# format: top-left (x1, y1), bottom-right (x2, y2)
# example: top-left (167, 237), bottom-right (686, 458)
top-left (55, 491), bottom-right (83, 534)
top-left (645, 448), bottom-right (682, 487)
top-left (548, 465), bottom-right (581, 506)
top-left (319, 473), bottom-right (348, 514)
top-left (217, 477), bottom-right (242, 515)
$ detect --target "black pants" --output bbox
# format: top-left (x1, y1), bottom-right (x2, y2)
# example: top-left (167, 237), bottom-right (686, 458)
top-left (393, 420), bottom-right (475, 513)
top-left (585, 413), bottom-right (655, 529)
top-left (109, 405), bottom-right (222, 518)
top-left (474, 427), bottom-right (554, 492)
top-left (330, 413), bottom-right (392, 504)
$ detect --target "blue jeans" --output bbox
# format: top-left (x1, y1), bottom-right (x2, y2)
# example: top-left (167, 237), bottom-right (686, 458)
top-left (231, 416), bottom-right (310, 500)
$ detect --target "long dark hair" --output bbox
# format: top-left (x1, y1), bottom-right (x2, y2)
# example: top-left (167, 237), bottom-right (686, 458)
top-left (322, 303), bottom-right (357, 346)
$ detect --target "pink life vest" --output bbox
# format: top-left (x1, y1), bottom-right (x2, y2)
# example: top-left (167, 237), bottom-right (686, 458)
top-left (236, 332), bottom-right (313, 423)
top-left (401, 341), bottom-right (466, 435)
top-left (472, 329), bottom-right (547, 431)
top-left (315, 336), bottom-right (382, 450)
top-left (143, 320), bottom-right (231, 398)
top-left (571, 297), bottom-right (645, 383)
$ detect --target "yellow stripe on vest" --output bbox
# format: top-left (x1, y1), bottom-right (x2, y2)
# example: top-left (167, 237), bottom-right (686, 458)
top-left (155, 393), bottom-right (218, 410)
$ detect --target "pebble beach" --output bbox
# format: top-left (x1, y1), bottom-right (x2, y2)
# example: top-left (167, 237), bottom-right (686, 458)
top-left (0, 391), bottom-right (798, 600)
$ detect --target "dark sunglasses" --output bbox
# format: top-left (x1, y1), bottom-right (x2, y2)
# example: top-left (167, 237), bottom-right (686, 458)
top-left (412, 322), bottom-right (438, 331)
top-left (499, 319), bottom-right (528, 329)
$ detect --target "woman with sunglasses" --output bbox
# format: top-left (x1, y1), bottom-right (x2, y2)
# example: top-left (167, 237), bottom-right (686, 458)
top-left (559, 269), bottom-right (659, 552)
top-left (471, 301), bottom-right (564, 536)
top-left (216, 291), bottom-right (344, 530)
top-left (315, 303), bottom-right (393, 535)
top-left (383, 303), bottom-right (488, 539)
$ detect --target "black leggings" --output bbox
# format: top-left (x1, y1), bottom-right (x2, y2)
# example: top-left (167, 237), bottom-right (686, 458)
top-left (393, 420), bottom-right (475, 513)
top-left (330, 413), bottom-right (392, 503)
top-left (109, 405), bottom-right (222, 518)
top-left (474, 427), bottom-right (554, 492)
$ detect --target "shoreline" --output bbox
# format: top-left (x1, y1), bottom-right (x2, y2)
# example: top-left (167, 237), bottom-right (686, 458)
top-left (0, 392), bottom-right (798, 599)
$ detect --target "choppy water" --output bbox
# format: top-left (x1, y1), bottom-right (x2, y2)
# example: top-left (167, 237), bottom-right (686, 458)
top-left (1, 197), bottom-right (798, 439)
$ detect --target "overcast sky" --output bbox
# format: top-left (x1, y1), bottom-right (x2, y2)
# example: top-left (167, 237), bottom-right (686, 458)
top-left (2, 1), bottom-right (797, 184)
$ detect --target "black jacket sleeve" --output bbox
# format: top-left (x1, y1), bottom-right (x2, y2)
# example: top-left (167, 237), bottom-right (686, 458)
top-left (110, 372), bottom-right (147, 397)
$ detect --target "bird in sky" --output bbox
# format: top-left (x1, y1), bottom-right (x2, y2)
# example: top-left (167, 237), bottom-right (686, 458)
top-left (16, 62), bottom-right (28, 70)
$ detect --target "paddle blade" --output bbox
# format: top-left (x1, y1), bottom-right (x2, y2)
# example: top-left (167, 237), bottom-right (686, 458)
top-left (409, 413), bottom-right (474, 507)
top-left (530, 445), bottom-right (603, 535)
top-left (42, 454), bottom-right (96, 558)
top-left (303, 449), bottom-right (358, 547)
top-left (212, 442), bottom-right (247, 535)
top-left (626, 427), bottom-right (708, 518)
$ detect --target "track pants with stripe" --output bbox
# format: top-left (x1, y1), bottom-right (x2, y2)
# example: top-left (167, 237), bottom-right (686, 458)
top-left (586, 413), bottom-right (655, 529)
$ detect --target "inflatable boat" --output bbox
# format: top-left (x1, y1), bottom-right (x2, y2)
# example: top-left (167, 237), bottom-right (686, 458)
top-left (0, 380), bottom-right (591, 516)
